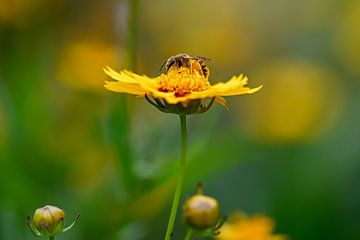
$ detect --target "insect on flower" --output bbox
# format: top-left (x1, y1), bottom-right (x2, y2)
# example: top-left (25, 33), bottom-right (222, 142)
top-left (159, 53), bottom-right (211, 78)
top-left (104, 53), bottom-right (262, 115)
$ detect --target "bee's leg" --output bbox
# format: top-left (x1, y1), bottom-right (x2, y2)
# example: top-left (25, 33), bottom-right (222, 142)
top-left (159, 60), bottom-right (167, 72)
top-left (166, 58), bottom-right (177, 71)
top-left (190, 61), bottom-right (203, 75)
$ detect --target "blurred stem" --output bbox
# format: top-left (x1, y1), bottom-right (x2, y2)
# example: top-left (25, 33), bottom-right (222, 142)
top-left (129, 0), bottom-right (140, 71)
top-left (117, 96), bottom-right (135, 192)
top-left (184, 229), bottom-right (193, 240)
top-left (164, 115), bottom-right (187, 240)
top-left (113, 0), bottom-right (140, 194)
top-left (49, 237), bottom-right (54, 240)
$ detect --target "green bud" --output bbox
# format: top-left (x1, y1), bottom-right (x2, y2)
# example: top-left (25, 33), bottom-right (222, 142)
top-left (27, 205), bottom-right (79, 238)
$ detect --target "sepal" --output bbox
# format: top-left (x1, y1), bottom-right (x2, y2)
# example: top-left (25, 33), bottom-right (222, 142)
top-left (63, 214), bottom-right (80, 232)
top-left (26, 216), bottom-right (42, 237)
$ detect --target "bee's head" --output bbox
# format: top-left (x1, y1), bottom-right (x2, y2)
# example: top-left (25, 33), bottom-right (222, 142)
top-left (159, 56), bottom-right (177, 72)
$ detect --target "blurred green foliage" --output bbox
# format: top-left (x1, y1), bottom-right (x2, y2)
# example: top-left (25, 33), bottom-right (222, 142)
top-left (1, 0), bottom-right (360, 239)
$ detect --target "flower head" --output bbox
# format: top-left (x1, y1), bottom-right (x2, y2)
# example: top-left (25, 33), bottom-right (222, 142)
top-left (216, 213), bottom-right (287, 240)
top-left (104, 54), bottom-right (261, 114)
top-left (26, 205), bottom-right (80, 238)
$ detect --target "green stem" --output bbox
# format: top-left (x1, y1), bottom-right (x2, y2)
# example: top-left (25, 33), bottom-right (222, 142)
top-left (49, 236), bottom-right (54, 240)
top-left (164, 114), bottom-right (187, 240)
top-left (118, 96), bottom-right (135, 191)
top-left (184, 228), bottom-right (193, 240)
top-left (114, 0), bottom-right (139, 195)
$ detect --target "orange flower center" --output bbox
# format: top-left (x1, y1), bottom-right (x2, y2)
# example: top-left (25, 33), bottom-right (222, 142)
top-left (156, 66), bottom-right (210, 97)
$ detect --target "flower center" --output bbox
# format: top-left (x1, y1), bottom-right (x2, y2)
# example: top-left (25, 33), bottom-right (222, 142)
top-left (156, 66), bottom-right (210, 97)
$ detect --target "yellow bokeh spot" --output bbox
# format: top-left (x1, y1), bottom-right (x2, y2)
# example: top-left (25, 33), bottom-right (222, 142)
top-left (57, 39), bottom-right (120, 92)
top-left (242, 60), bottom-right (343, 143)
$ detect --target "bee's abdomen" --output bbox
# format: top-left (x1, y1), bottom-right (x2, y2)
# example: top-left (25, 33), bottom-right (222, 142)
top-left (200, 63), bottom-right (209, 78)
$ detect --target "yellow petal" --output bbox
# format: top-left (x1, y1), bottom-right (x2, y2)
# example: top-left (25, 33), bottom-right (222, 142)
top-left (146, 74), bottom-right (261, 104)
top-left (216, 85), bottom-right (263, 96)
top-left (215, 96), bottom-right (228, 109)
top-left (248, 85), bottom-right (263, 93)
top-left (195, 75), bottom-right (262, 97)
top-left (104, 81), bottom-right (147, 95)
top-left (103, 66), bottom-right (138, 84)
top-left (104, 67), bottom-right (159, 89)
top-left (122, 70), bottom-right (159, 89)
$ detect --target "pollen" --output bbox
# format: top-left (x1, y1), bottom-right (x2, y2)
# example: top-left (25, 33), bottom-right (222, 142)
top-left (156, 66), bottom-right (210, 97)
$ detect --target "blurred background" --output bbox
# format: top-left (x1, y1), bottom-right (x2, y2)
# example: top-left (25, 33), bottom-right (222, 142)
top-left (0, 0), bottom-right (359, 239)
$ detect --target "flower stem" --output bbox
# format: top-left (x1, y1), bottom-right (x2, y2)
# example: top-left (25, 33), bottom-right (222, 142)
top-left (164, 114), bottom-right (187, 240)
top-left (184, 228), bottom-right (193, 240)
top-left (113, 0), bottom-right (139, 195)
top-left (49, 236), bottom-right (54, 240)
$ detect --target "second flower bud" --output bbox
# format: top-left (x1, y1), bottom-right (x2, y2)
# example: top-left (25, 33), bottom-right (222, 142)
top-left (183, 191), bottom-right (220, 229)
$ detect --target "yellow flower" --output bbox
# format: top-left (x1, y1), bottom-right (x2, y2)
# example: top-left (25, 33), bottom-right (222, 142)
top-left (104, 57), bottom-right (261, 114)
top-left (216, 213), bottom-right (287, 240)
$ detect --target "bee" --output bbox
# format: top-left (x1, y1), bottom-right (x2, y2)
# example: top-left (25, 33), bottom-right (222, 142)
top-left (159, 53), bottom-right (211, 78)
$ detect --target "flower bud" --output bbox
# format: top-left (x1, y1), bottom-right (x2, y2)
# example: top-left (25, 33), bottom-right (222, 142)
top-left (27, 205), bottom-right (79, 238)
top-left (33, 205), bottom-right (65, 236)
top-left (184, 195), bottom-right (220, 229)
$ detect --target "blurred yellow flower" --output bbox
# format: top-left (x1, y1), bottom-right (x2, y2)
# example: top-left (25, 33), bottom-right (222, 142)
top-left (104, 59), bottom-right (261, 110)
top-left (57, 39), bottom-right (120, 92)
top-left (216, 213), bottom-right (287, 240)
top-left (242, 60), bottom-right (342, 143)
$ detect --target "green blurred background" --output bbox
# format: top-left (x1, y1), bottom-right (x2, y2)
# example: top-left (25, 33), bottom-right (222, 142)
top-left (0, 0), bottom-right (360, 239)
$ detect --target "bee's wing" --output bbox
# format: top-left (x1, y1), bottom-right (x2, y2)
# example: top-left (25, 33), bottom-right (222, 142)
top-left (195, 55), bottom-right (211, 61)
